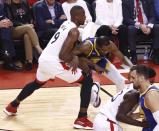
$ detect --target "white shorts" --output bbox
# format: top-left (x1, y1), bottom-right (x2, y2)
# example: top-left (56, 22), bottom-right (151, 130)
top-left (93, 113), bottom-right (123, 131)
top-left (36, 61), bottom-right (82, 83)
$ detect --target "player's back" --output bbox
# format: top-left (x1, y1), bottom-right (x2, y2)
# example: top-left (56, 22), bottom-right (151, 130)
top-left (99, 84), bottom-right (133, 123)
top-left (39, 20), bottom-right (77, 62)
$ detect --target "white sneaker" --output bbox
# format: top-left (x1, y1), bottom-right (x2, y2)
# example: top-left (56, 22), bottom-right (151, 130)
top-left (90, 82), bottom-right (101, 108)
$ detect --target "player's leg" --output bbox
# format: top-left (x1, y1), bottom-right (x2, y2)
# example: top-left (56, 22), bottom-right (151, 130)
top-left (75, 72), bottom-right (94, 129)
top-left (103, 61), bottom-right (127, 92)
top-left (3, 62), bottom-right (54, 116)
top-left (57, 68), bottom-right (94, 129)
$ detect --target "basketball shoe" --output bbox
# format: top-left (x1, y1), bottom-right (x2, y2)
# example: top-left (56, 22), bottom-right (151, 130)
top-left (90, 82), bottom-right (101, 108)
top-left (73, 117), bottom-right (93, 130)
top-left (3, 103), bottom-right (18, 116)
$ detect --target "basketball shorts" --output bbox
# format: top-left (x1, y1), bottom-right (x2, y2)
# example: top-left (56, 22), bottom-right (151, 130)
top-left (36, 61), bottom-right (82, 83)
top-left (93, 113), bottom-right (123, 131)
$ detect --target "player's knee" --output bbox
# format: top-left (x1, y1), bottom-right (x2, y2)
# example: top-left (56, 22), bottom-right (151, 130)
top-left (32, 80), bottom-right (45, 90)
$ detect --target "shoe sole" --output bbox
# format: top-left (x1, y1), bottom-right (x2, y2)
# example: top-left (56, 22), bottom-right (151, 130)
top-left (73, 124), bottom-right (93, 130)
top-left (3, 108), bottom-right (17, 116)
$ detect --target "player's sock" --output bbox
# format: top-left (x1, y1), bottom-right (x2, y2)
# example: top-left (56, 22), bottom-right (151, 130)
top-left (79, 72), bottom-right (93, 114)
top-left (13, 80), bottom-right (45, 104)
top-left (11, 100), bottom-right (20, 107)
top-left (78, 112), bottom-right (87, 118)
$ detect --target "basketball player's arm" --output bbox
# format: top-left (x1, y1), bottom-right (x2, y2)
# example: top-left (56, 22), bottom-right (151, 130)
top-left (145, 91), bottom-right (159, 131)
top-left (59, 28), bottom-right (80, 70)
top-left (110, 41), bottom-right (133, 67)
top-left (72, 41), bottom-right (105, 73)
top-left (78, 57), bottom-right (105, 74)
top-left (116, 91), bottom-right (148, 127)
top-left (72, 41), bottom-right (92, 57)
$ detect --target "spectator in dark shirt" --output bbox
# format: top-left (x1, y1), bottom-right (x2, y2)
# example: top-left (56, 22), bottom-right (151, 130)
top-left (154, 0), bottom-right (159, 22)
top-left (33, 0), bottom-right (67, 42)
top-left (122, 0), bottom-right (159, 65)
top-left (56, 0), bottom-right (66, 3)
top-left (0, 3), bottom-right (22, 71)
top-left (5, 0), bottom-right (43, 70)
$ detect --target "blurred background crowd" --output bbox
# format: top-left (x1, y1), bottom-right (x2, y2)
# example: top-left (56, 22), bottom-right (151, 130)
top-left (0, 0), bottom-right (159, 72)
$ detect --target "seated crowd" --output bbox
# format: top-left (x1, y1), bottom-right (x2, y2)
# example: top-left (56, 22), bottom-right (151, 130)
top-left (0, 0), bottom-right (159, 72)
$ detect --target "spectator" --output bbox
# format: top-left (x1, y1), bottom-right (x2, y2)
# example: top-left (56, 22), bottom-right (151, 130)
top-left (33, 0), bottom-right (66, 42)
top-left (0, 3), bottom-right (22, 71)
top-left (27, 0), bottom-right (38, 7)
top-left (0, 0), bottom-right (12, 5)
top-left (94, 0), bottom-right (129, 57)
top-left (56, 0), bottom-right (66, 3)
top-left (154, 0), bottom-right (159, 22)
top-left (5, 0), bottom-right (43, 70)
top-left (122, 0), bottom-right (159, 65)
top-left (0, 0), bottom-right (3, 4)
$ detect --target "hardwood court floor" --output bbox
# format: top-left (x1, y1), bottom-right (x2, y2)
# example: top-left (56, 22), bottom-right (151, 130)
top-left (0, 84), bottom-right (156, 131)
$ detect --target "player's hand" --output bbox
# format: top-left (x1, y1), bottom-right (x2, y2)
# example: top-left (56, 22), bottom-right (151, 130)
top-left (141, 120), bottom-right (149, 128)
top-left (70, 56), bottom-right (79, 74)
top-left (128, 112), bottom-right (141, 119)
top-left (140, 24), bottom-right (148, 34)
top-left (78, 57), bottom-right (91, 74)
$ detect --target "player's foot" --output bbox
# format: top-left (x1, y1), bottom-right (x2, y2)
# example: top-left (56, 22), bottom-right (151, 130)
top-left (73, 117), bottom-right (93, 130)
top-left (3, 103), bottom-right (18, 116)
top-left (90, 82), bottom-right (101, 108)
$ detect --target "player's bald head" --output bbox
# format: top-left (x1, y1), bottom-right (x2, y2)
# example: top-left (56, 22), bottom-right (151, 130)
top-left (70, 5), bottom-right (85, 18)
top-left (70, 6), bottom-right (85, 26)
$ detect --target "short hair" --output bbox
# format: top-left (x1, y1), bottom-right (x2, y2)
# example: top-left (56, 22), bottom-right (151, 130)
top-left (70, 5), bottom-right (84, 17)
top-left (130, 65), bottom-right (156, 79)
top-left (96, 36), bottom-right (110, 47)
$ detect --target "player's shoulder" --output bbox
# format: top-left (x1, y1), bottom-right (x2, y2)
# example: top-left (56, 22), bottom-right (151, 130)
top-left (145, 87), bottom-right (159, 100)
top-left (124, 89), bottom-right (139, 101)
top-left (69, 27), bottom-right (80, 36)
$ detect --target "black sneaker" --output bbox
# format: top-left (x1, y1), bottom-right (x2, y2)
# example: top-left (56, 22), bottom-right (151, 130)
top-left (3, 63), bottom-right (22, 71)
top-left (25, 62), bottom-right (32, 71)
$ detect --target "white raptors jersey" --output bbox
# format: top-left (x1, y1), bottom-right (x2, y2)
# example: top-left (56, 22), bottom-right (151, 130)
top-left (39, 20), bottom-right (77, 62)
top-left (100, 84), bottom-right (134, 123)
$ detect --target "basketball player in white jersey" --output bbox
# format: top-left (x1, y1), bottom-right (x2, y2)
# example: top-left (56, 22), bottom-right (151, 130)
top-left (93, 84), bottom-right (148, 131)
top-left (3, 6), bottom-right (102, 130)
top-left (93, 66), bottom-right (156, 131)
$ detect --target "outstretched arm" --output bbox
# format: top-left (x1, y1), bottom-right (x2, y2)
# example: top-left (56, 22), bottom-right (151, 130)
top-left (110, 42), bottom-right (133, 67)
